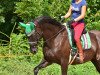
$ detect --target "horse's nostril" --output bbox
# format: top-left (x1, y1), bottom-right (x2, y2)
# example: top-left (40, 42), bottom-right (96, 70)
top-left (33, 50), bottom-right (37, 54)
top-left (30, 47), bottom-right (37, 54)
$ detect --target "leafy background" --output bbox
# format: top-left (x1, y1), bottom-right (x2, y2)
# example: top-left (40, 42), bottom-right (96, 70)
top-left (0, 0), bottom-right (100, 75)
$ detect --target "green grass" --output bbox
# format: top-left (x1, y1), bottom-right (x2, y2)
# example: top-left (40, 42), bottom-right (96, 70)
top-left (0, 58), bottom-right (99, 75)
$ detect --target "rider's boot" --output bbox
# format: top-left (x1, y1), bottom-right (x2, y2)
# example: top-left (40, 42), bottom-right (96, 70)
top-left (76, 40), bottom-right (84, 63)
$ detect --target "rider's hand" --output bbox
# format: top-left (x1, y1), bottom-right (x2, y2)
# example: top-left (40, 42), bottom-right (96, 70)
top-left (61, 16), bottom-right (65, 19)
top-left (68, 19), bottom-right (75, 29)
top-left (68, 19), bottom-right (75, 25)
top-left (60, 16), bottom-right (65, 22)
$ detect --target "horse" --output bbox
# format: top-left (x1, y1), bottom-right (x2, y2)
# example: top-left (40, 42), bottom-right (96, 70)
top-left (20, 16), bottom-right (100, 75)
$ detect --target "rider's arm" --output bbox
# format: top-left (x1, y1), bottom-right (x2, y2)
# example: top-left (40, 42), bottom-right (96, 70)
top-left (74, 5), bottom-right (87, 22)
top-left (64, 5), bottom-right (72, 18)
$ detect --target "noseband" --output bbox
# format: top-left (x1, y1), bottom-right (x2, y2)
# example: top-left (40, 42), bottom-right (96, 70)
top-left (27, 29), bottom-right (43, 44)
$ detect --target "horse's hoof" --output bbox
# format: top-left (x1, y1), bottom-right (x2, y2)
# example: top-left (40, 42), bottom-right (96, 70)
top-left (79, 57), bottom-right (84, 63)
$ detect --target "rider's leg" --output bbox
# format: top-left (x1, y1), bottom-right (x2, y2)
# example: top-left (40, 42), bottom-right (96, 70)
top-left (72, 22), bottom-right (85, 63)
top-left (76, 40), bottom-right (84, 63)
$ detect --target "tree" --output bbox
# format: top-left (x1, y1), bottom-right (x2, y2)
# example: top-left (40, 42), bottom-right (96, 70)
top-left (0, 0), bottom-right (22, 41)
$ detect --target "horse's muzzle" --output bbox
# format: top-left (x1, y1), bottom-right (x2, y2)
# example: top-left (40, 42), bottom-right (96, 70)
top-left (30, 47), bottom-right (37, 54)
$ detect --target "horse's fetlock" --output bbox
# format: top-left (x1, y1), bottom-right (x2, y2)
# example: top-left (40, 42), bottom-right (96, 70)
top-left (34, 67), bottom-right (39, 73)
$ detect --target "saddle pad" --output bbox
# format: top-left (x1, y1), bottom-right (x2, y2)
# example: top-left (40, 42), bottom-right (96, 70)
top-left (65, 26), bottom-right (91, 50)
top-left (81, 33), bottom-right (91, 50)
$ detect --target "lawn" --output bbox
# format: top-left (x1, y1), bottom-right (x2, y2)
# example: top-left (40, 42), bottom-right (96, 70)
top-left (0, 58), bottom-right (99, 75)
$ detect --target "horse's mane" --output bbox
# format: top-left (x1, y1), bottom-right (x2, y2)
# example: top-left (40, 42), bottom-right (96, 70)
top-left (35, 16), bottom-right (63, 27)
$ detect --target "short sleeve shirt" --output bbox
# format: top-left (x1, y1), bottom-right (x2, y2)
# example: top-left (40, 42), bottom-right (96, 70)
top-left (71, 0), bottom-right (87, 22)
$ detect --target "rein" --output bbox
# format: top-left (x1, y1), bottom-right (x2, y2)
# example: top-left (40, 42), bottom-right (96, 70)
top-left (28, 27), bottom-right (66, 45)
top-left (44, 27), bottom-right (65, 43)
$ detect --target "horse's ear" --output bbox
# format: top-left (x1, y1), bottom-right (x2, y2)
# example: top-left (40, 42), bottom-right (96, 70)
top-left (19, 22), bottom-right (27, 28)
top-left (30, 22), bottom-right (35, 30)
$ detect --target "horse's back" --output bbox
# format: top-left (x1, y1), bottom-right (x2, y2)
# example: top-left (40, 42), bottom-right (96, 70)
top-left (90, 30), bottom-right (100, 60)
top-left (90, 30), bottom-right (100, 36)
top-left (90, 30), bottom-right (100, 43)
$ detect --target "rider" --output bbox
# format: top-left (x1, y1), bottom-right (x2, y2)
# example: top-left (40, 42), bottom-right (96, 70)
top-left (63, 0), bottom-right (87, 63)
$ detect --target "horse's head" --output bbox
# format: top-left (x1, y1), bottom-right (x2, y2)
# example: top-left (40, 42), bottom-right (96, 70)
top-left (19, 16), bottom-right (64, 54)
top-left (19, 21), bottom-right (42, 54)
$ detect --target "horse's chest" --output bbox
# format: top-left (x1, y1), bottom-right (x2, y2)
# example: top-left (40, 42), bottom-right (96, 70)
top-left (44, 49), bottom-right (54, 57)
top-left (43, 48), bottom-right (57, 61)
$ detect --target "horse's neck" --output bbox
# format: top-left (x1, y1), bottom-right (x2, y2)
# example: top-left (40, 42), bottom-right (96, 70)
top-left (42, 24), bottom-right (60, 39)
top-left (43, 27), bottom-right (70, 53)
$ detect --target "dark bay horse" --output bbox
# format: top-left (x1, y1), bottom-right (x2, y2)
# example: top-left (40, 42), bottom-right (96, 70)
top-left (26, 16), bottom-right (100, 75)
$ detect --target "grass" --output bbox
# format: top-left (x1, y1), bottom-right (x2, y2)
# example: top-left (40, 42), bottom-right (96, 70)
top-left (0, 58), bottom-right (99, 75)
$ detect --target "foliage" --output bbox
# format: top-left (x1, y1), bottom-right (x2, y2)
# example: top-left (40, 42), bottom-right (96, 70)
top-left (15, 0), bottom-right (70, 21)
top-left (0, 32), bottom-right (43, 61)
top-left (9, 33), bottom-right (29, 54)
top-left (85, 0), bottom-right (100, 30)
top-left (0, 33), bottom-right (29, 59)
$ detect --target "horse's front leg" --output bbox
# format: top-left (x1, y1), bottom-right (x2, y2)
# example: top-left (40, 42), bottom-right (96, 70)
top-left (34, 59), bottom-right (52, 75)
top-left (61, 59), bottom-right (69, 75)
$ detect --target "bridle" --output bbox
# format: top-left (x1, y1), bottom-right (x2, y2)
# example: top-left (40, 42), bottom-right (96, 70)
top-left (27, 26), bottom-right (66, 45)
top-left (27, 29), bottom-right (43, 45)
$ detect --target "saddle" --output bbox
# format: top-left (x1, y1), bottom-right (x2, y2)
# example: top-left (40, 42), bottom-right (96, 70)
top-left (65, 22), bottom-right (91, 51)
top-left (70, 27), bottom-right (87, 46)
